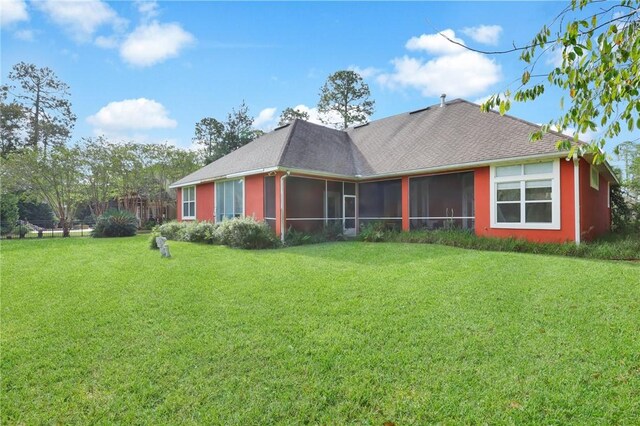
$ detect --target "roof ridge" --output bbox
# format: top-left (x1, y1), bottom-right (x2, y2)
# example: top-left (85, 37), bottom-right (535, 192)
top-left (276, 118), bottom-right (299, 167)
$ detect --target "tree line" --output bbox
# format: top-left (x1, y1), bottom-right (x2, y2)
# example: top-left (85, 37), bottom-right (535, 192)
top-left (0, 62), bottom-right (375, 236)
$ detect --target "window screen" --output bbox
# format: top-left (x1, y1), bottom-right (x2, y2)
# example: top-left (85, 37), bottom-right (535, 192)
top-left (358, 179), bottom-right (402, 219)
top-left (409, 172), bottom-right (474, 230)
top-left (264, 176), bottom-right (276, 230)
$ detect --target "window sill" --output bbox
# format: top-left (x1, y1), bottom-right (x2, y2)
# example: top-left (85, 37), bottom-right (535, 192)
top-left (490, 223), bottom-right (560, 231)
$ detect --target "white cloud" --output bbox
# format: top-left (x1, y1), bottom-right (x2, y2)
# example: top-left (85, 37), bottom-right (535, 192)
top-left (253, 107), bottom-right (277, 130)
top-left (287, 104), bottom-right (344, 129)
top-left (13, 28), bottom-right (34, 41)
top-left (348, 65), bottom-right (381, 79)
top-left (120, 21), bottom-right (195, 67)
top-left (34, 0), bottom-right (122, 42)
top-left (0, 0), bottom-right (28, 27)
top-left (405, 29), bottom-right (466, 55)
top-left (135, 0), bottom-right (159, 21)
top-left (461, 25), bottom-right (503, 46)
top-left (377, 51), bottom-right (501, 98)
top-left (95, 35), bottom-right (119, 49)
top-left (87, 98), bottom-right (177, 133)
top-left (377, 29), bottom-right (502, 98)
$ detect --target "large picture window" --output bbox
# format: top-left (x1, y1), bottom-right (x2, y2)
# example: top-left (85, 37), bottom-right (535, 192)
top-left (215, 179), bottom-right (244, 222)
top-left (490, 160), bottom-right (560, 229)
top-left (182, 186), bottom-right (195, 219)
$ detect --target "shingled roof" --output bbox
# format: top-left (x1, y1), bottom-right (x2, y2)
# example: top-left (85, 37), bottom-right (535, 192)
top-left (171, 99), bottom-right (575, 187)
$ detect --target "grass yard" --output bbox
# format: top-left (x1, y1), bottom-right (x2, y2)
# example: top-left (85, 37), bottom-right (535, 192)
top-left (2, 236), bottom-right (639, 424)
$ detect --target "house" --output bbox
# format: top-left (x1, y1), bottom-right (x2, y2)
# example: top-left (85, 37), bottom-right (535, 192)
top-left (170, 98), bottom-right (618, 243)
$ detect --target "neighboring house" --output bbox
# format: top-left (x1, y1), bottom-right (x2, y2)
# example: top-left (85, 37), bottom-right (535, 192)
top-left (170, 98), bottom-right (617, 243)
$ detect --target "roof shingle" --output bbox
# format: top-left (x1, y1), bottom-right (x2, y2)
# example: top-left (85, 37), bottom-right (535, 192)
top-left (171, 99), bottom-right (573, 187)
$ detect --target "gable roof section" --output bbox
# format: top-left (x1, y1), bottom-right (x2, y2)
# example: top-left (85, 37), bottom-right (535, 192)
top-left (171, 121), bottom-right (294, 187)
top-left (346, 99), bottom-right (570, 176)
top-left (171, 99), bottom-right (594, 188)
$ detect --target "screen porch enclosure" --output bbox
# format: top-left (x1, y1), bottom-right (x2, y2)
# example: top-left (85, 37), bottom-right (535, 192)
top-left (409, 171), bottom-right (475, 230)
top-left (271, 172), bottom-right (475, 234)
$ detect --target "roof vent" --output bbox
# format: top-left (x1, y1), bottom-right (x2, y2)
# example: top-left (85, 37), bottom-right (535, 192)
top-left (440, 94), bottom-right (446, 107)
top-left (354, 122), bottom-right (369, 129)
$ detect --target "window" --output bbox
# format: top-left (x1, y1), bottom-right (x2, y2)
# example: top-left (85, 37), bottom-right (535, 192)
top-left (182, 186), bottom-right (196, 219)
top-left (590, 164), bottom-right (599, 190)
top-left (215, 179), bottom-right (244, 222)
top-left (490, 160), bottom-right (560, 229)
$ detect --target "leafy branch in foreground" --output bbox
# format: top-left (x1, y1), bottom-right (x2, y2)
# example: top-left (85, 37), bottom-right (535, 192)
top-left (474, 0), bottom-right (639, 163)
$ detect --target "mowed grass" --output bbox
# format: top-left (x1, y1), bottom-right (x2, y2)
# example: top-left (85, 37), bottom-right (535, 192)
top-left (1, 236), bottom-right (639, 424)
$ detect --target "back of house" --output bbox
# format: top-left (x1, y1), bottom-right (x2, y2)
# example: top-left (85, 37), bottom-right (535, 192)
top-left (171, 99), bottom-right (617, 244)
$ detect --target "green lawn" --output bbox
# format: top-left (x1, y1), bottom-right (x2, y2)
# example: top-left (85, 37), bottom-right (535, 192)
top-left (2, 236), bottom-right (639, 424)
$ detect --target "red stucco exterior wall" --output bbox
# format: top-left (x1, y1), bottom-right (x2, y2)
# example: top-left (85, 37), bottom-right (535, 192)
top-left (195, 183), bottom-right (214, 222)
top-left (474, 160), bottom-right (577, 243)
top-left (244, 174), bottom-right (265, 221)
top-left (401, 176), bottom-right (410, 231)
top-left (579, 158), bottom-right (611, 241)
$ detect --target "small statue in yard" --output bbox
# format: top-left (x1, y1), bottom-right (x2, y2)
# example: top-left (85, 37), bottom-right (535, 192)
top-left (155, 236), bottom-right (171, 258)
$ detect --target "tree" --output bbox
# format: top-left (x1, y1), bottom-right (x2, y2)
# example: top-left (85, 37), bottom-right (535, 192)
top-left (193, 117), bottom-right (225, 164)
top-left (278, 107), bottom-right (310, 126)
top-left (82, 136), bottom-right (119, 218)
top-left (0, 192), bottom-right (19, 236)
top-left (1, 62), bottom-right (76, 154)
top-left (193, 102), bottom-right (263, 163)
top-left (3, 146), bottom-right (86, 237)
top-left (317, 70), bottom-right (375, 129)
top-left (0, 91), bottom-right (27, 157)
top-left (223, 101), bottom-right (262, 152)
top-left (472, 0), bottom-right (639, 163)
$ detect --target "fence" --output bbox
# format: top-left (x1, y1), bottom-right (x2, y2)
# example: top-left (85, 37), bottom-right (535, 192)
top-left (0, 220), bottom-right (95, 240)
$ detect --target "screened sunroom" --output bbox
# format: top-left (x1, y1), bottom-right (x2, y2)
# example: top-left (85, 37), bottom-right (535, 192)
top-left (283, 176), bottom-right (357, 234)
top-left (409, 171), bottom-right (475, 230)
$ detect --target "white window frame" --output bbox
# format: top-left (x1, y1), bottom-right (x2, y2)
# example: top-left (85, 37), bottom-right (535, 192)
top-left (590, 164), bottom-right (600, 190)
top-left (182, 186), bottom-right (196, 220)
top-left (214, 178), bottom-right (245, 222)
top-left (490, 159), bottom-right (561, 230)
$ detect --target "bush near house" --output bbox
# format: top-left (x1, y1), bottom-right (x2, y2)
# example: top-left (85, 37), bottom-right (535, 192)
top-left (358, 223), bottom-right (640, 261)
top-left (91, 210), bottom-right (138, 238)
top-left (152, 217), bottom-right (279, 250)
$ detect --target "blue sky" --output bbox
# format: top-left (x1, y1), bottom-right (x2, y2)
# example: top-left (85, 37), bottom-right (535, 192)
top-left (0, 0), bottom-right (632, 164)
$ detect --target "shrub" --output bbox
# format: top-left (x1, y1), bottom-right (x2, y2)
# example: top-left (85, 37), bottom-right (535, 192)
top-left (183, 221), bottom-right (220, 244)
top-left (143, 219), bottom-right (158, 230)
top-left (91, 210), bottom-right (138, 238)
top-left (13, 224), bottom-right (30, 238)
top-left (358, 222), bottom-right (390, 242)
top-left (216, 217), bottom-right (280, 249)
top-left (322, 221), bottom-right (345, 241)
top-left (284, 227), bottom-right (315, 246)
top-left (363, 227), bottom-right (640, 260)
top-left (149, 228), bottom-right (160, 249)
top-left (155, 221), bottom-right (188, 241)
